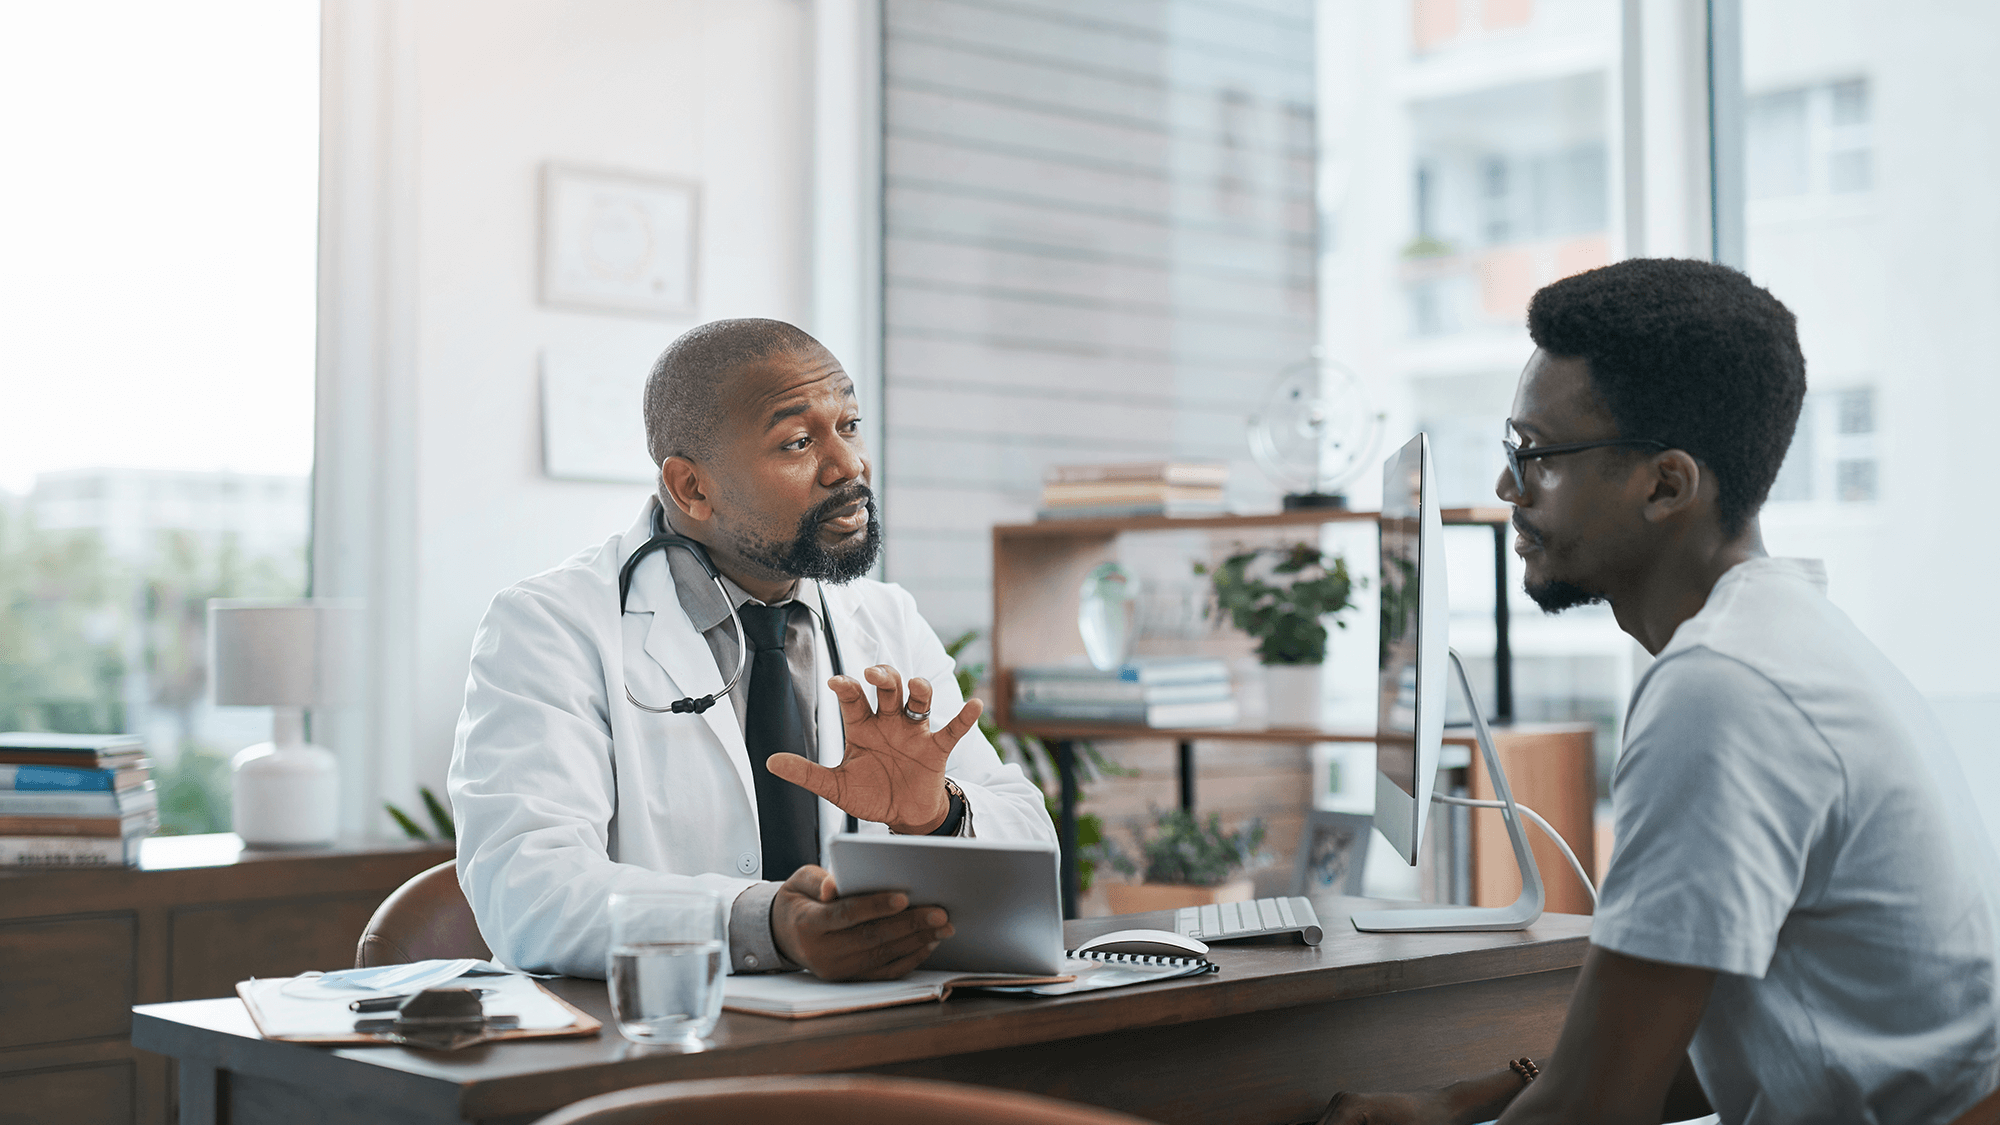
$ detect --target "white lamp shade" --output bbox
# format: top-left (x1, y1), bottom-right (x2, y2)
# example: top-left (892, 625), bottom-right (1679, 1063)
top-left (208, 599), bottom-right (357, 707)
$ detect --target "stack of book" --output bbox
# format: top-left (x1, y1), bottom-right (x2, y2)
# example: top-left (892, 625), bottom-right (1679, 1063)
top-left (1011, 658), bottom-right (1238, 729)
top-left (1039, 461), bottom-right (1229, 520)
top-left (0, 732), bottom-right (158, 867)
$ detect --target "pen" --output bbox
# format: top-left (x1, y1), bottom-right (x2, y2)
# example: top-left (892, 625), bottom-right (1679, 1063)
top-left (349, 987), bottom-right (494, 1013)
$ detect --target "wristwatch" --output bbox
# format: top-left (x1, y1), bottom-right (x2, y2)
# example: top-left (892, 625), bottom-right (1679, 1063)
top-left (925, 777), bottom-right (968, 837)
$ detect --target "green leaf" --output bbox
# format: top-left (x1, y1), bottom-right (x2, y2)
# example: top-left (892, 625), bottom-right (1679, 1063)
top-left (419, 786), bottom-right (456, 841)
top-left (384, 802), bottom-right (431, 840)
top-left (1097, 807), bottom-right (1265, 886)
top-left (1199, 542), bottom-right (1362, 665)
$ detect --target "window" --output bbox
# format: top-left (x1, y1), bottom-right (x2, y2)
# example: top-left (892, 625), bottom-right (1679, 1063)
top-left (1747, 78), bottom-right (1872, 202)
top-left (1321, 0), bottom-right (1635, 847)
top-left (1768, 389), bottom-right (1878, 505)
top-left (1741, 2), bottom-right (1999, 842)
top-left (0, 2), bottom-right (319, 833)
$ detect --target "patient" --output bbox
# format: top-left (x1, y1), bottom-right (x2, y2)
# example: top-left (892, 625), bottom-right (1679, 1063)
top-left (1320, 259), bottom-right (1999, 1125)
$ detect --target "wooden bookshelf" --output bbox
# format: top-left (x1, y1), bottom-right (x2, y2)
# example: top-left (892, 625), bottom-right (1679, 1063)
top-left (991, 506), bottom-right (1514, 732)
top-left (989, 506), bottom-right (1595, 919)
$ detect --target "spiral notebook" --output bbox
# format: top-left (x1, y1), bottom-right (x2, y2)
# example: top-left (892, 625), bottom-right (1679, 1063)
top-left (975, 949), bottom-right (1217, 997)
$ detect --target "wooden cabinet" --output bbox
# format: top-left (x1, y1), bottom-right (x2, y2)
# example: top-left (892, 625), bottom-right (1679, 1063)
top-left (0, 835), bottom-right (453, 1125)
top-left (1468, 723), bottom-right (1599, 914)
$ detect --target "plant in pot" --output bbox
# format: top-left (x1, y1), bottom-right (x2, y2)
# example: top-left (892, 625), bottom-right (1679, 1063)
top-left (1197, 542), bottom-right (1359, 728)
top-left (1090, 809), bottom-right (1267, 913)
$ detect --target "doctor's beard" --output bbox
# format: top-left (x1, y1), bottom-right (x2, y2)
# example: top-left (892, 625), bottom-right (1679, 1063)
top-left (741, 487), bottom-right (883, 584)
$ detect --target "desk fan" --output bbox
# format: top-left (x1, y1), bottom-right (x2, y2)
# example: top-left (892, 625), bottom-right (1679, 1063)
top-left (1247, 356), bottom-right (1384, 509)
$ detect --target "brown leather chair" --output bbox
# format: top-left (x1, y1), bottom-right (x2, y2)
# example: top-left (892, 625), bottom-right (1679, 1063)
top-left (530, 1075), bottom-right (1159, 1125)
top-left (354, 859), bottom-right (493, 967)
top-left (1950, 1083), bottom-right (2000, 1125)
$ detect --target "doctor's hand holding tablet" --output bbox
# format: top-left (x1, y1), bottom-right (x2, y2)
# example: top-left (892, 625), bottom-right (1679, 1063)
top-left (766, 662), bottom-right (982, 980)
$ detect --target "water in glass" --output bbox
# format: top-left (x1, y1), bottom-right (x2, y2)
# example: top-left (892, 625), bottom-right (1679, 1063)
top-left (609, 938), bottom-right (725, 1043)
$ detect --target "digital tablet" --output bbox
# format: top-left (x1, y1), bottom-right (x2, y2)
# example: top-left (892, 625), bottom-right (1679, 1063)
top-left (826, 834), bottom-right (1065, 976)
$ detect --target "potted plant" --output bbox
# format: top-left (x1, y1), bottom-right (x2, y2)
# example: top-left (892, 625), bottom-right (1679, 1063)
top-left (1197, 542), bottom-right (1359, 727)
top-left (1090, 808), bottom-right (1266, 913)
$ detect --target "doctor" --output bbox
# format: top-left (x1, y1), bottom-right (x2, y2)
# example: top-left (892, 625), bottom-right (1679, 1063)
top-left (449, 318), bottom-right (1055, 981)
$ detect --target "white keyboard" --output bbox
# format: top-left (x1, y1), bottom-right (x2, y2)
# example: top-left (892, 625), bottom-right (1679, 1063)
top-left (1175, 896), bottom-right (1324, 946)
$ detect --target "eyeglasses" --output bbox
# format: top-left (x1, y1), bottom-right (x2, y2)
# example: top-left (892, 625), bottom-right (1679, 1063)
top-left (1502, 433), bottom-right (1669, 495)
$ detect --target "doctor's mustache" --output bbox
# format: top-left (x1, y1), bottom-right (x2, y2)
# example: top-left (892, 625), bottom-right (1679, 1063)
top-left (805, 485), bottom-right (877, 526)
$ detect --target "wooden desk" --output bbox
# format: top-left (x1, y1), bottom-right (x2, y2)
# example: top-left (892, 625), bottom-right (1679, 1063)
top-left (132, 898), bottom-right (1590, 1125)
top-left (1, 834), bottom-right (454, 1125)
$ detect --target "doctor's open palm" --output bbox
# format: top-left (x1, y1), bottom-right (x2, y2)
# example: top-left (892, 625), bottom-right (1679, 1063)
top-left (765, 663), bottom-right (981, 836)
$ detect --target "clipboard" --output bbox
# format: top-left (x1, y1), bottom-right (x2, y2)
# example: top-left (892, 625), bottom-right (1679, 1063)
top-left (236, 974), bottom-right (601, 1046)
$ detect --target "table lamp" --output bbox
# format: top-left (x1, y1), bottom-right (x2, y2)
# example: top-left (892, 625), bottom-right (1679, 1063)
top-left (209, 600), bottom-right (352, 847)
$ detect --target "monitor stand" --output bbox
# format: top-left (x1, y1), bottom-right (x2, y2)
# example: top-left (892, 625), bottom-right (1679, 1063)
top-left (1350, 648), bottom-right (1545, 933)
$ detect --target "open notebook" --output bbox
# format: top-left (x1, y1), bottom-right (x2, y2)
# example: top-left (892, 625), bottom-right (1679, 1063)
top-left (722, 948), bottom-right (1214, 1018)
top-left (723, 969), bottom-right (1065, 1018)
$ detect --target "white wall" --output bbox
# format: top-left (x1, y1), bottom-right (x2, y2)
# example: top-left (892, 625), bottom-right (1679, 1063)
top-left (315, 0), bottom-right (824, 830)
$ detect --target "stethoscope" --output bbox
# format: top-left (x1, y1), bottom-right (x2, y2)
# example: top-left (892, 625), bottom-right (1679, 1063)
top-left (617, 503), bottom-right (844, 716)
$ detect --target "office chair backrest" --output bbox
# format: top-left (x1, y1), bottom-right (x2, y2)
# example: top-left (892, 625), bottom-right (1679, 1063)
top-left (531, 1075), bottom-right (1159, 1125)
top-left (1949, 1082), bottom-right (2000, 1125)
top-left (354, 859), bottom-right (492, 968)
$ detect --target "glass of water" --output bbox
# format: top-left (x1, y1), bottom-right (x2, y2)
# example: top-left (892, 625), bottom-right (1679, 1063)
top-left (606, 889), bottom-right (726, 1045)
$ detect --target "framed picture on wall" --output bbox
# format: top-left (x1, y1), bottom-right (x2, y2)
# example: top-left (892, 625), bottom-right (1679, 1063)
top-left (540, 163), bottom-right (699, 318)
top-left (1290, 809), bottom-right (1372, 897)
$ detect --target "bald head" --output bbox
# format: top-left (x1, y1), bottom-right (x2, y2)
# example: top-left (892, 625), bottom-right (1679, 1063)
top-left (643, 318), bottom-right (831, 466)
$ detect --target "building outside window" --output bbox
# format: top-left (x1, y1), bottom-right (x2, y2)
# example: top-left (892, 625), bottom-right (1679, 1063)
top-left (1320, 0), bottom-right (2000, 853)
top-left (1742, 1), bottom-right (2000, 844)
top-left (0, 1), bottom-right (319, 834)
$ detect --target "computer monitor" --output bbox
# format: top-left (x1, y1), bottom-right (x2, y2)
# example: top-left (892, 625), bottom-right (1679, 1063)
top-left (1352, 433), bottom-right (1546, 933)
top-left (1372, 433), bottom-right (1446, 866)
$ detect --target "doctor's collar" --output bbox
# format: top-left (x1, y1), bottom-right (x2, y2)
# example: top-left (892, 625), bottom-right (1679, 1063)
top-left (662, 544), bottom-right (820, 634)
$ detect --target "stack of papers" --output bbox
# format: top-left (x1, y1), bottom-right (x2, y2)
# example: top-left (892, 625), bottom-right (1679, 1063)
top-left (235, 958), bottom-right (597, 1044)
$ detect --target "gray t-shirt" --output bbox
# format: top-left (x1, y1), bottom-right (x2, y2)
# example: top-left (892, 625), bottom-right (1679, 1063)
top-left (1593, 558), bottom-right (1999, 1125)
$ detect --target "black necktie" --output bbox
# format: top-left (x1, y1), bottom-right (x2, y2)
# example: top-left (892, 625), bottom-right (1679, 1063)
top-left (737, 603), bottom-right (820, 881)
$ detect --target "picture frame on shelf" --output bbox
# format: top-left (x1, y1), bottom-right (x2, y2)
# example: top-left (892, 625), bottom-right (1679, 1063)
top-left (1290, 809), bottom-right (1372, 897)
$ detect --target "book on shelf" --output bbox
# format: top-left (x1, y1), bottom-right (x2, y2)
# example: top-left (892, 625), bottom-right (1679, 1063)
top-left (1015, 679), bottom-right (1234, 706)
top-left (1011, 699), bottom-right (1241, 729)
top-left (0, 783), bottom-right (158, 819)
top-left (0, 763), bottom-right (151, 792)
top-left (1034, 500), bottom-right (1230, 522)
top-left (0, 810), bottom-right (160, 838)
top-left (0, 832), bottom-right (148, 866)
top-left (1040, 482), bottom-right (1226, 507)
top-left (1045, 461), bottom-right (1230, 488)
top-left (0, 732), bottom-right (148, 771)
top-left (1012, 657), bottom-right (1231, 687)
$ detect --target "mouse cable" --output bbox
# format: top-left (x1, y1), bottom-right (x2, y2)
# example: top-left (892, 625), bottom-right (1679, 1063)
top-left (1430, 793), bottom-right (1599, 909)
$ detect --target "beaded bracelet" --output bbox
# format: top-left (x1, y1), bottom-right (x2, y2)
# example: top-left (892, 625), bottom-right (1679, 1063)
top-left (1509, 1057), bottom-right (1541, 1086)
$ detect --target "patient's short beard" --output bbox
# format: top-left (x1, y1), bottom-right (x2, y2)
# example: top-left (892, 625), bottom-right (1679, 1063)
top-left (742, 491), bottom-right (882, 584)
top-left (1525, 576), bottom-right (1604, 613)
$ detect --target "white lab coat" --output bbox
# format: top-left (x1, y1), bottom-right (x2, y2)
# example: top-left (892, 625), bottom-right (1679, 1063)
top-left (448, 505), bottom-right (1056, 977)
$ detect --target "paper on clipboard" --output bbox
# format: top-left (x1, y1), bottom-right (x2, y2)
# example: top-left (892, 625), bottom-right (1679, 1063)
top-left (237, 973), bottom-right (600, 1045)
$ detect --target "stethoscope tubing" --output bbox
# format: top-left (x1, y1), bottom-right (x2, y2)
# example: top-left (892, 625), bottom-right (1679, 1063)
top-left (617, 505), bottom-right (843, 715)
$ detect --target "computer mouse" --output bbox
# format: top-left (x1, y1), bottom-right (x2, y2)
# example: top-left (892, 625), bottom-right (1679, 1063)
top-left (1074, 929), bottom-right (1211, 959)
